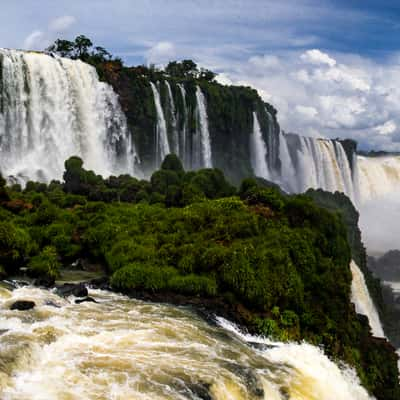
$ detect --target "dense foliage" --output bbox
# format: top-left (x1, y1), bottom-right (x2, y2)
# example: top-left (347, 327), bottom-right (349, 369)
top-left (0, 158), bottom-right (398, 399)
top-left (306, 189), bottom-right (400, 348)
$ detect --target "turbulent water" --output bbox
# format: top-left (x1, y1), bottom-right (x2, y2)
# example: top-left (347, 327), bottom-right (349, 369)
top-left (0, 49), bottom-right (135, 183)
top-left (350, 261), bottom-right (385, 338)
top-left (0, 285), bottom-right (374, 400)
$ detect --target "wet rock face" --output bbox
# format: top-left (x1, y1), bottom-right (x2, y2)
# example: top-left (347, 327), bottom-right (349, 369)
top-left (10, 300), bottom-right (35, 310)
top-left (55, 283), bottom-right (88, 298)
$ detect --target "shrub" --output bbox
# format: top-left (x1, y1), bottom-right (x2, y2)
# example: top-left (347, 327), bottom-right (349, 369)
top-left (169, 274), bottom-right (217, 296)
top-left (110, 263), bottom-right (178, 291)
top-left (28, 246), bottom-right (60, 281)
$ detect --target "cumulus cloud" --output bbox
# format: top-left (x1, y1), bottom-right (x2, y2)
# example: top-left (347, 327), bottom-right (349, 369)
top-left (212, 48), bottom-right (400, 151)
top-left (375, 120), bottom-right (397, 135)
top-left (301, 49), bottom-right (336, 67)
top-left (22, 15), bottom-right (76, 50)
top-left (145, 41), bottom-right (176, 66)
top-left (23, 31), bottom-right (45, 50)
top-left (295, 105), bottom-right (318, 120)
top-left (49, 15), bottom-right (76, 32)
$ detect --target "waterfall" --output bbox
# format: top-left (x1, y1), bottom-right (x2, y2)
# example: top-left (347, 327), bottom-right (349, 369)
top-left (335, 141), bottom-right (355, 201)
top-left (350, 260), bottom-right (385, 338)
top-left (177, 83), bottom-right (188, 168)
top-left (150, 82), bottom-right (170, 167)
top-left (165, 81), bottom-right (179, 155)
top-left (0, 286), bottom-right (374, 400)
top-left (357, 155), bottom-right (400, 202)
top-left (250, 112), bottom-right (270, 179)
top-left (0, 49), bottom-right (136, 183)
top-left (195, 86), bottom-right (212, 168)
top-left (276, 132), bottom-right (357, 202)
top-left (278, 131), bottom-right (296, 191)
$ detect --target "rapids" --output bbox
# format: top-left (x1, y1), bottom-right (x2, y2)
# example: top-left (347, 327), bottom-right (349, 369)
top-left (0, 285), bottom-right (373, 400)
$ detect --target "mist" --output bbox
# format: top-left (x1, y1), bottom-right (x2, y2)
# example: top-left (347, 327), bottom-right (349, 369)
top-left (359, 191), bottom-right (400, 256)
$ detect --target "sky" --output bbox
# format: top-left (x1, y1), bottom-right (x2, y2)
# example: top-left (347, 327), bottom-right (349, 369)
top-left (2, 0), bottom-right (400, 151)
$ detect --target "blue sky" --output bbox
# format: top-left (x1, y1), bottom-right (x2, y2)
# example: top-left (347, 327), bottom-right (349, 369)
top-left (2, 0), bottom-right (400, 150)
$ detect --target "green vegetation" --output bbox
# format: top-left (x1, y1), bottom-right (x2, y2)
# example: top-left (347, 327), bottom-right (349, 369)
top-left (0, 156), bottom-right (398, 399)
top-left (45, 36), bottom-right (278, 183)
top-left (307, 188), bottom-right (400, 350)
top-left (46, 35), bottom-right (118, 66)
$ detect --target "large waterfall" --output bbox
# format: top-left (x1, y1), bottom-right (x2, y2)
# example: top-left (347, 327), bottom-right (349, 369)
top-left (276, 133), bottom-right (356, 202)
top-left (0, 49), bottom-right (135, 182)
top-left (149, 82), bottom-right (212, 171)
top-left (350, 260), bottom-right (385, 338)
top-left (0, 285), bottom-right (374, 400)
top-left (1, 49), bottom-right (399, 202)
top-left (357, 155), bottom-right (400, 201)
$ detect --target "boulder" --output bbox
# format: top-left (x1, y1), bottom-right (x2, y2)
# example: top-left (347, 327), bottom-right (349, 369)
top-left (75, 296), bottom-right (97, 304)
top-left (10, 300), bottom-right (35, 310)
top-left (55, 283), bottom-right (88, 298)
top-left (33, 276), bottom-right (55, 288)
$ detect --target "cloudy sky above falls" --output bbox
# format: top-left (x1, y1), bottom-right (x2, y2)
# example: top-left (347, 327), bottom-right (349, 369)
top-left (3, 0), bottom-right (400, 151)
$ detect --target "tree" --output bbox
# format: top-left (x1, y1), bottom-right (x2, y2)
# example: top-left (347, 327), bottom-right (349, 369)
top-left (63, 156), bottom-right (84, 194)
top-left (46, 39), bottom-right (74, 57)
top-left (0, 172), bottom-right (9, 202)
top-left (94, 46), bottom-right (111, 60)
top-left (199, 68), bottom-right (217, 81)
top-left (74, 35), bottom-right (93, 58)
top-left (165, 60), bottom-right (199, 78)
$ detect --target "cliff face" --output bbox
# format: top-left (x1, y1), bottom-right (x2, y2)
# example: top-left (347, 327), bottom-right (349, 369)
top-left (96, 62), bottom-right (281, 184)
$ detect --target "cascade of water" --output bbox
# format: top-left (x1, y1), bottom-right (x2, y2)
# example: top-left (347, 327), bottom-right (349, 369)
top-left (177, 83), bottom-right (188, 168)
top-left (150, 82), bottom-right (170, 167)
top-left (335, 142), bottom-right (356, 201)
top-left (0, 286), bottom-right (374, 400)
top-left (275, 132), bottom-right (357, 201)
top-left (195, 86), bottom-right (212, 168)
top-left (350, 260), bottom-right (385, 338)
top-left (357, 155), bottom-right (400, 202)
top-left (165, 81), bottom-right (179, 155)
top-left (250, 112), bottom-right (270, 180)
top-left (278, 131), bottom-right (296, 192)
top-left (0, 49), bottom-right (136, 182)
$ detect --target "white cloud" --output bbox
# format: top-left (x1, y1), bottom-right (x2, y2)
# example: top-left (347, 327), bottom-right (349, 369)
top-left (22, 15), bottom-right (76, 51)
top-left (209, 48), bottom-right (400, 151)
top-left (249, 55), bottom-right (281, 70)
top-left (23, 31), bottom-right (44, 49)
top-left (49, 15), bottom-right (76, 32)
top-left (301, 49), bottom-right (336, 67)
top-left (375, 120), bottom-right (397, 135)
top-left (145, 41), bottom-right (176, 66)
top-left (295, 105), bottom-right (318, 120)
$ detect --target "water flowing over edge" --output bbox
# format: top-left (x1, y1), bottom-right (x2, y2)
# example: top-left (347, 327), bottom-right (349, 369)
top-left (0, 49), bottom-right (137, 183)
top-left (350, 260), bottom-right (385, 338)
top-left (1, 49), bottom-right (399, 206)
